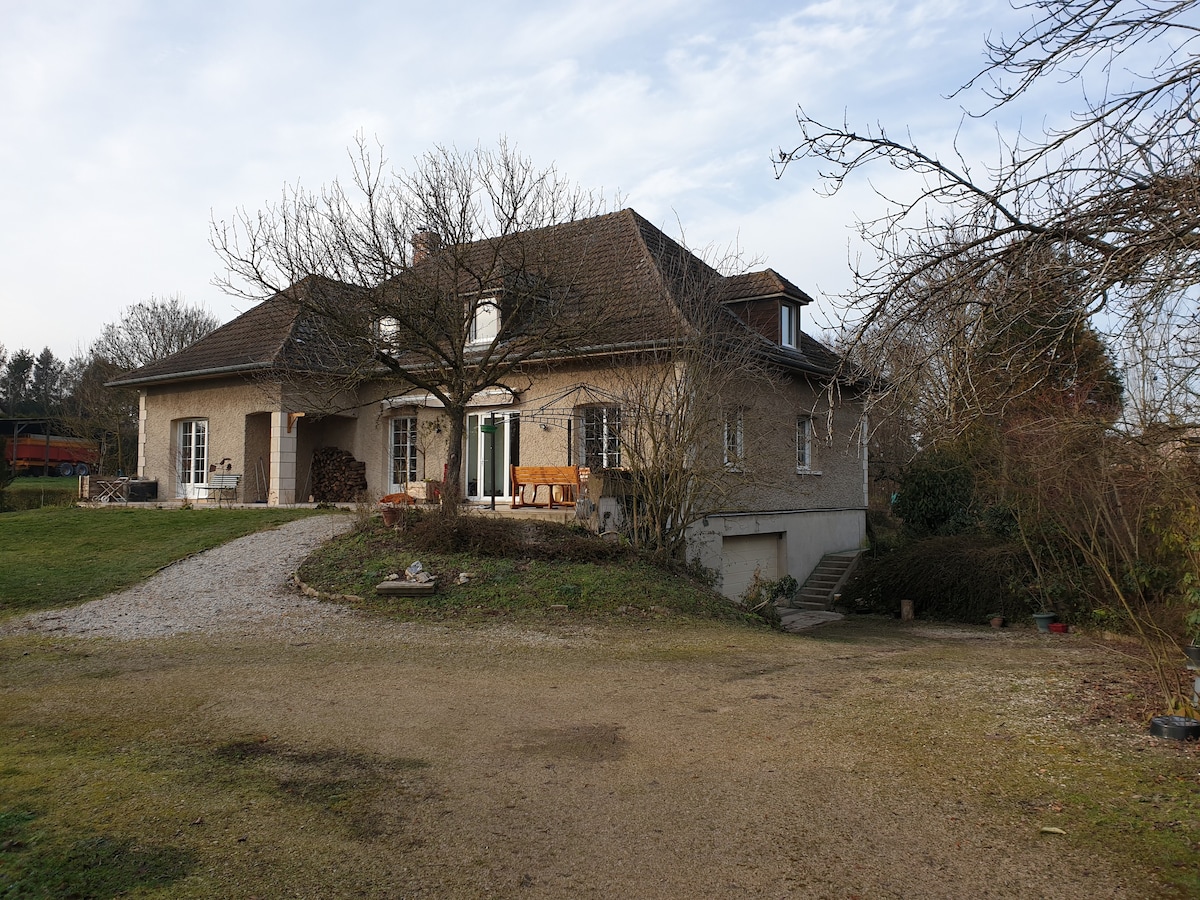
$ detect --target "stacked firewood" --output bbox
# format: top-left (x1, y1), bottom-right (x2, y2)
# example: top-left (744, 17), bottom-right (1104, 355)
top-left (310, 447), bottom-right (368, 502)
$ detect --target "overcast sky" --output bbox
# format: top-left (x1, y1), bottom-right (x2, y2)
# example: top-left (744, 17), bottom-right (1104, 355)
top-left (1, 0), bottom-right (1035, 363)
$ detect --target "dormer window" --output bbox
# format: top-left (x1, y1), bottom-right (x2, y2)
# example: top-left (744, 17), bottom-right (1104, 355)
top-left (376, 316), bottom-right (401, 343)
top-left (780, 302), bottom-right (799, 349)
top-left (469, 299), bottom-right (500, 345)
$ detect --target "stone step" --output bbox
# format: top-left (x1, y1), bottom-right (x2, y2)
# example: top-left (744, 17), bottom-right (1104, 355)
top-left (787, 549), bottom-right (862, 611)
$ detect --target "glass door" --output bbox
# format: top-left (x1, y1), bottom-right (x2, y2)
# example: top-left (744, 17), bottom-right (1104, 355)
top-left (466, 412), bottom-right (517, 500)
top-left (178, 419), bottom-right (208, 499)
top-left (390, 416), bottom-right (418, 492)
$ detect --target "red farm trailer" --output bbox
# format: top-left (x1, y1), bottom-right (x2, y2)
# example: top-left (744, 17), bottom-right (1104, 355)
top-left (8, 432), bottom-right (101, 477)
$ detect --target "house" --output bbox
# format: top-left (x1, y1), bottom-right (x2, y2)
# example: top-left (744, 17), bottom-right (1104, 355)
top-left (109, 209), bottom-right (868, 600)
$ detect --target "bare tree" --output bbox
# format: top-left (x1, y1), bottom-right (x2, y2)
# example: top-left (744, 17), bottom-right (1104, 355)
top-left (602, 255), bottom-right (782, 558)
top-left (778, 1), bottom-right (1200, 679)
top-left (92, 295), bottom-right (220, 373)
top-left (62, 354), bottom-right (137, 475)
top-left (778, 0), bottom-right (1200, 426)
top-left (211, 138), bottom-right (611, 514)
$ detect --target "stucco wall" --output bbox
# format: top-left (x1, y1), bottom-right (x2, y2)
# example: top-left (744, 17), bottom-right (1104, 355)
top-left (140, 378), bottom-right (282, 499)
top-left (138, 357), bottom-right (865, 528)
top-left (366, 362), bottom-right (867, 512)
top-left (687, 508), bottom-right (866, 600)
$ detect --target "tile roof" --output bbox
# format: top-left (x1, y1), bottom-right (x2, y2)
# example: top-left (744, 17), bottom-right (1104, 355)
top-left (107, 277), bottom-right (358, 387)
top-left (721, 269), bottom-right (814, 305)
top-left (110, 209), bottom-right (844, 387)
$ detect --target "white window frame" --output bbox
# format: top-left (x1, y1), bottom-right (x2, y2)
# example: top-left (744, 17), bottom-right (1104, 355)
top-left (390, 416), bottom-right (418, 490)
top-left (780, 302), bottom-right (799, 349)
top-left (723, 408), bottom-right (744, 469)
top-left (581, 406), bottom-right (621, 469)
top-left (796, 415), bottom-right (817, 474)
top-left (469, 298), bottom-right (500, 345)
top-left (377, 316), bottom-right (401, 343)
top-left (178, 418), bottom-right (209, 499)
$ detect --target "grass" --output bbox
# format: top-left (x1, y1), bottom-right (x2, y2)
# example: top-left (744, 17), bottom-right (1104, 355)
top-left (298, 514), bottom-right (759, 625)
top-left (0, 507), bottom-right (326, 617)
top-left (0, 649), bottom-right (431, 897)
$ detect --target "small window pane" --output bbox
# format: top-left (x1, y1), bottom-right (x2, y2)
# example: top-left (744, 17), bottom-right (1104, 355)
top-left (781, 303), bottom-right (798, 348)
top-left (797, 417), bottom-right (812, 470)
top-left (724, 410), bottom-right (744, 466)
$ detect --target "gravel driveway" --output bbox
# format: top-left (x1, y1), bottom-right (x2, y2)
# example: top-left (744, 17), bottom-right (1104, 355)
top-left (3, 514), bottom-right (354, 639)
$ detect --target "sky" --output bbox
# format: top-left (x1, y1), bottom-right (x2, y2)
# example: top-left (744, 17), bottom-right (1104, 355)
top-left (0, 0), bottom-right (1037, 363)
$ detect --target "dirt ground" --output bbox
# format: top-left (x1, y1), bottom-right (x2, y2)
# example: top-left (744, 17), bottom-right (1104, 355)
top-left (3, 615), bottom-right (1198, 899)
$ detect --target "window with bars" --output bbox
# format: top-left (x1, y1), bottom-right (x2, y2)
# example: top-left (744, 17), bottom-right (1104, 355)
top-left (581, 406), bottom-right (621, 469)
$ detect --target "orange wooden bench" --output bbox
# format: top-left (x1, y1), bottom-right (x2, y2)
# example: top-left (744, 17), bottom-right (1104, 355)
top-left (510, 465), bottom-right (580, 508)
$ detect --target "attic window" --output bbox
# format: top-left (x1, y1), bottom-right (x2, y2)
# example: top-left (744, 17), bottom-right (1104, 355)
top-left (469, 299), bottom-right (500, 345)
top-left (780, 302), bottom-right (799, 349)
top-left (377, 316), bottom-right (401, 342)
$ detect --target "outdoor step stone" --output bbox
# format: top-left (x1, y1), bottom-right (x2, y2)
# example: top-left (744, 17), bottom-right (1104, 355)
top-left (376, 580), bottom-right (437, 596)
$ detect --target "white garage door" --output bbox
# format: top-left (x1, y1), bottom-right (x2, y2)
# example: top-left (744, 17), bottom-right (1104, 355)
top-left (721, 532), bottom-right (782, 600)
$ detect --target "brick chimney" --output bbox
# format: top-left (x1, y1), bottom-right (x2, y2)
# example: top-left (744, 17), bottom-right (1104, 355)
top-left (411, 230), bottom-right (442, 264)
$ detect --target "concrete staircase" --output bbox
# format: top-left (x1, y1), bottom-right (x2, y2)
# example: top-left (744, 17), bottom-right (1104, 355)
top-left (784, 550), bottom-right (862, 611)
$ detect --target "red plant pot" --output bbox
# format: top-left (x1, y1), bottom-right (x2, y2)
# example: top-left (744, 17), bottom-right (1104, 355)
top-left (1048, 622), bottom-right (1068, 634)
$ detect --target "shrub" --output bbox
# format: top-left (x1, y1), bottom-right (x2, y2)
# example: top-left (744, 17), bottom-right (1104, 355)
top-left (844, 535), bottom-right (1032, 623)
top-left (399, 510), bottom-right (632, 563)
top-left (892, 448), bottom-right (976, 536)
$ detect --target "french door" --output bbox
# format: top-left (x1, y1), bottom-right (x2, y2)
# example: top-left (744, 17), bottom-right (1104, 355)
top-left (466, 412), bottom-right (518, 500)
top-left (389, 416), bottom-right (418, 492)
top-left (178, 419), bottom-right (208, 499)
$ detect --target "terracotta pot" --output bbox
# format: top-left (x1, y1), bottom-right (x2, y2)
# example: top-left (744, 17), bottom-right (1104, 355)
top-left (380, 506), bottom-right (401, 526)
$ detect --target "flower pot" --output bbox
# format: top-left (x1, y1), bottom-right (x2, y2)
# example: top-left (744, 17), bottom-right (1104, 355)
top-left (989, 616), bottom-right (1005, 629)
top-left (1184, 644), bottom-right (1200, 666)
top-left (1048, 622), bottom-right (1069, 634)
top-left (1149, 715), bottom-right (1200, 741)
top-left (1033, 612), bottom-right (1056, 633)
top-left (380, 507), bottom-right (401, 526)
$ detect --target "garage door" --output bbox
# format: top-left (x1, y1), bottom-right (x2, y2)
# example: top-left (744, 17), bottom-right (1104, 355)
top-left (721, 533), bottom-right (782, 600)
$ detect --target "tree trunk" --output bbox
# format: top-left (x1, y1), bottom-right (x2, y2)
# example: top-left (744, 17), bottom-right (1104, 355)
top-left (441, 405), bottom-right (466, 518)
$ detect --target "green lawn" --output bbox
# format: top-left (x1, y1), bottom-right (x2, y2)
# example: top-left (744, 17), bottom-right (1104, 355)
top-left (0, 507), bottom-right (326, 617)
top-left (297, 515), bottom-right (758, 625)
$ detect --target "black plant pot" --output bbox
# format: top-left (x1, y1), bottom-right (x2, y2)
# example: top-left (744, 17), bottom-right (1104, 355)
top-left (1184, 644), bottom-right (1200, 666)
top-left (1149, 715), bottom-right (1200, 741)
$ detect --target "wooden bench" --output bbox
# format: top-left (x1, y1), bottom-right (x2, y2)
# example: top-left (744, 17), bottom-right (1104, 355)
top-left (510, 465), bottom-right (580, 509)
top-left (207, 473), bottom-right (241, 506)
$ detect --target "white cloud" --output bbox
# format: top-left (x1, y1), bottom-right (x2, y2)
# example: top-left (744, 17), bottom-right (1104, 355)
top-left (0, 0), bottom-right (1032, 361)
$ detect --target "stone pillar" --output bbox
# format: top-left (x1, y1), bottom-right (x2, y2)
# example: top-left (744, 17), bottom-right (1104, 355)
top-left (136, 392), bottom-right (149, 478)
top-left (269, 410), bottom-right (298, 505)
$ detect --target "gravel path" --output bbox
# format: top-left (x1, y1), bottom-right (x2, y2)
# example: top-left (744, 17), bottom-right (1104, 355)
top-left (4, 514), bottom-right (355, 639)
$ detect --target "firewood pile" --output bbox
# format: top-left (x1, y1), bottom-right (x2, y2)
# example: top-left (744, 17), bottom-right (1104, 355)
top-left (310, 447), bottom-right (367, 502)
